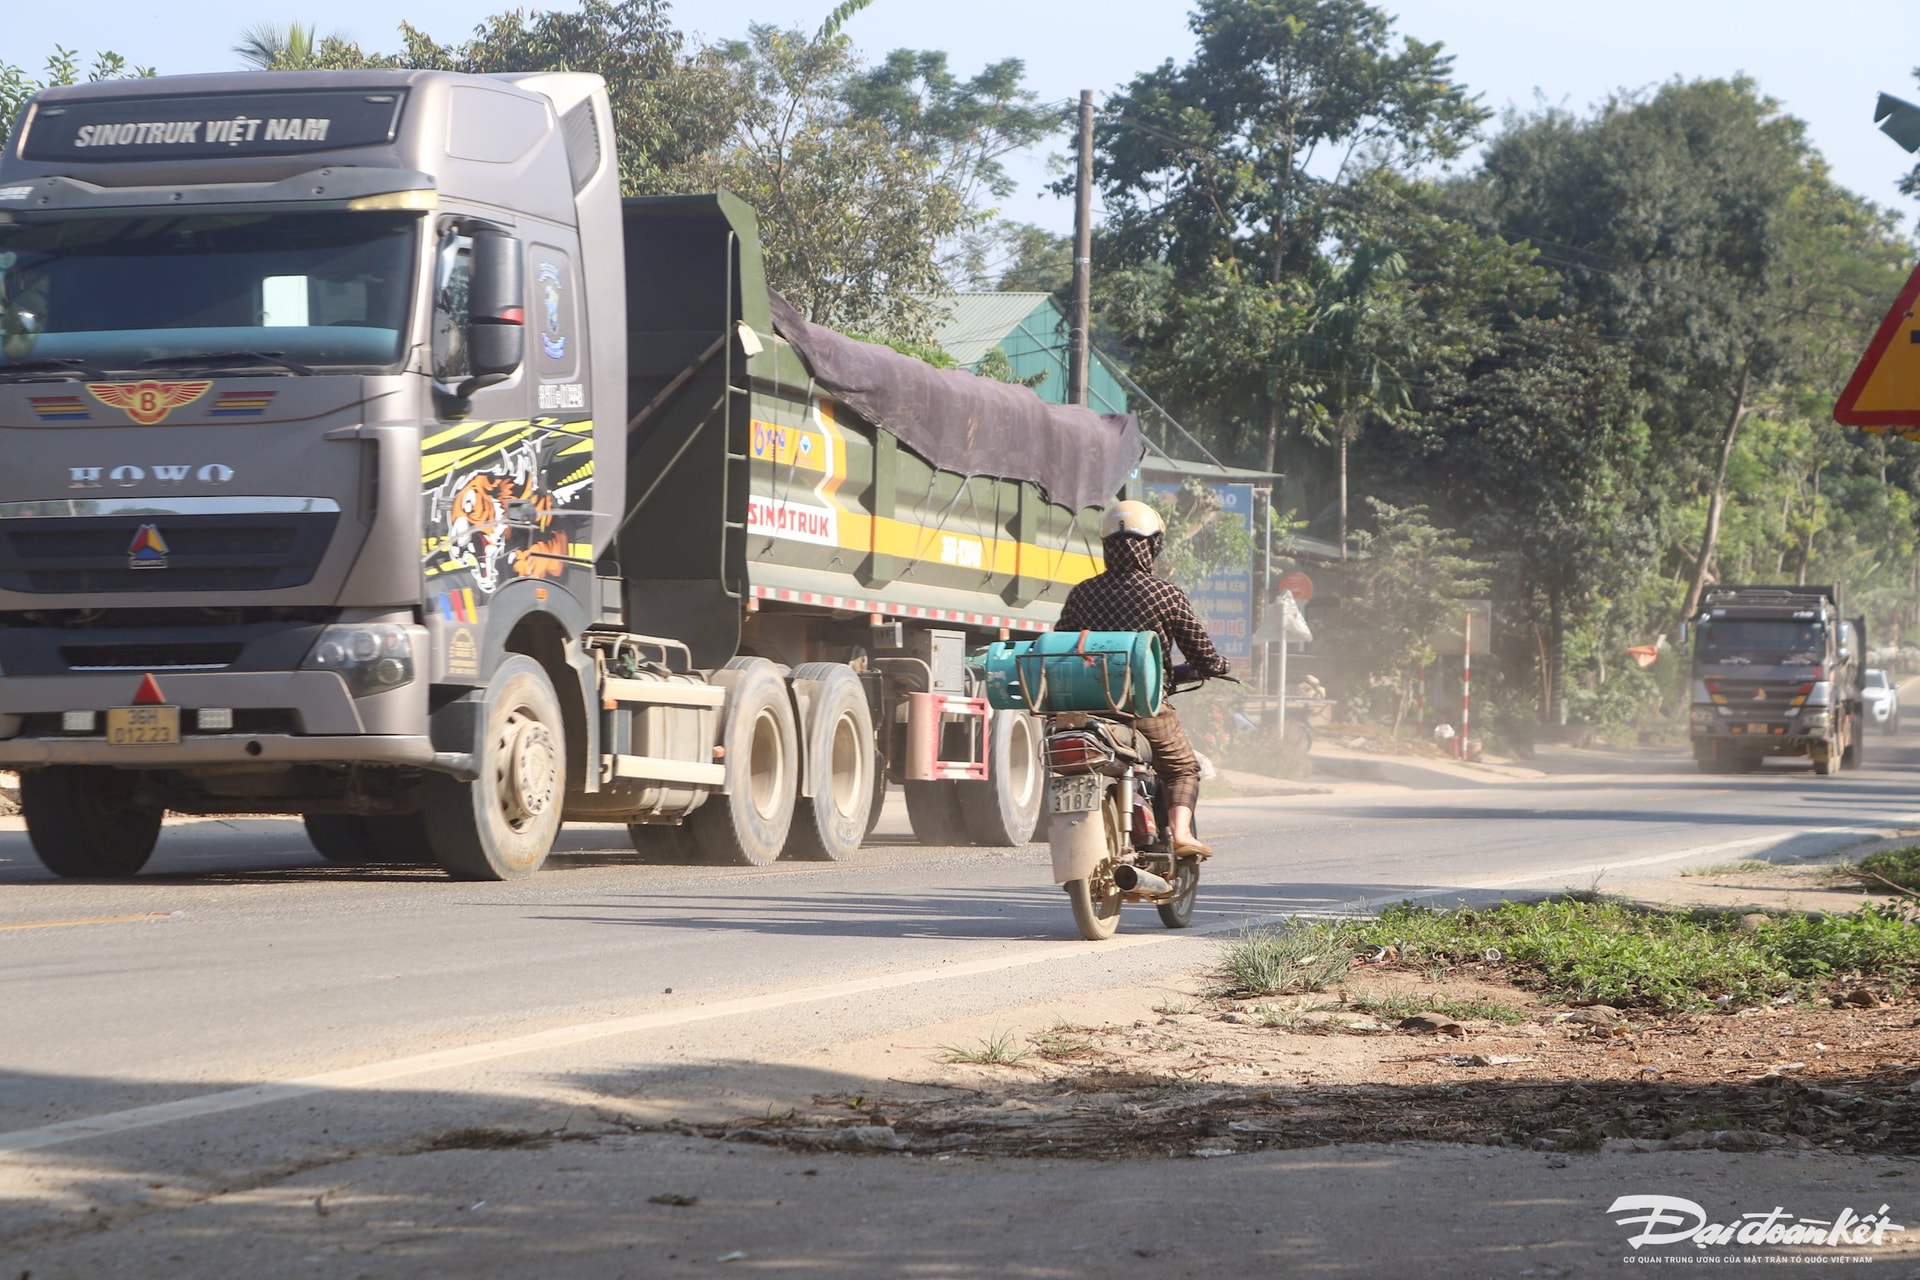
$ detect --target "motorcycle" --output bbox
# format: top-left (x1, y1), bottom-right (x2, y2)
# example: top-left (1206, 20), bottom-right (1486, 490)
top-left (1044, 667), bottom-right (1217, 941)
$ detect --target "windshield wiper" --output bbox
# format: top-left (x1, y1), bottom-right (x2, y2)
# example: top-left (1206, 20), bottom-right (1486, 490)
top-left (140, 351), bottom-right (315, 376)
top-left (0, 356), bottom-right (112, 382)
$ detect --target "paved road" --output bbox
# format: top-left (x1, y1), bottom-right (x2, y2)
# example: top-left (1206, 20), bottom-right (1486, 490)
top-left (3, 734), bottom-right (1917, 1256)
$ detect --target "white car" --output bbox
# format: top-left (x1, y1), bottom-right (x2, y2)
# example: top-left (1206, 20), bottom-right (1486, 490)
top-left (1863, 668), bottom-right (1900, 734)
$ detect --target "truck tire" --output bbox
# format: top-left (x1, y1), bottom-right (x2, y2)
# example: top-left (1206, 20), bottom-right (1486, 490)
top-left (305, 813), bottom-right (433, 865)
top-left (1843, 718), bottom-right (1863, 769)
top-left (1693, 743), bottom-right (1730, 774)
top-left (1812, 744), bottom-right (1839, 775)
top-left (786, 663), bottom-right (875, 862)
top-left (904, 780), bottom-right (970, 846)
top-left (866, 775), bottom-right (889, 840)
top-left (688, 657), bottom-right (798, 866)
top-left (960, 709), bottom-right (1044, 846)
top-left (424, 655), bottom-right (566, 880)
top-left (21, 766), bottom-right (162, 879)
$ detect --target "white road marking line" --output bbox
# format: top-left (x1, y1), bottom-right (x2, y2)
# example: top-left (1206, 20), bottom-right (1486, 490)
top-left (5, 813), bottom-right (1908, 1155)
top-left (1469, 817), bottom-right (1919, 889)
top-left (0, 909), bottom-right (1250, 1155)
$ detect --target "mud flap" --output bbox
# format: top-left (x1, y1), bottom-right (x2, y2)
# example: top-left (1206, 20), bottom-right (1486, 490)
top-left (1050, 808), bottom-right (1106, 883)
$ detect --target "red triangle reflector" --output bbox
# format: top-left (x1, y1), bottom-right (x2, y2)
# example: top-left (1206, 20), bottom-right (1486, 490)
top-left (133, 673), bottom-right (166, 705)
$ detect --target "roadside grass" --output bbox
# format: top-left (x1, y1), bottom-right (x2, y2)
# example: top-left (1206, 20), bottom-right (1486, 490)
top-left (1152, 998), bottom-right (1197, 1016)
top-left (1678, 860), bottom-right (1773, 878)
top-left (1217, 899), bottom-right (1920, 1011)
top-left (1215, 922), bottom-right (1353, 996)
top-left (1028, 1024), bottom-right (1098, 1061)
top-left (937, 1030), bottom-right (1030, 1067)
top-left (1854, 846), bottom-right (1920, 893)
top-left (1341, 991), bottom-right (1528, 1025)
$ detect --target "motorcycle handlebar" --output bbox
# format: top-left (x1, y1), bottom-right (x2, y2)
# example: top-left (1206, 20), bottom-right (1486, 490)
top-left (1166, 669), bottom-right (1241, 696)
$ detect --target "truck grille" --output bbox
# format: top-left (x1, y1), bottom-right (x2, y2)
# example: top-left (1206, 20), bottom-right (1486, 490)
top-left (0, 512), bottom-right (337, 594)
top-left (59, 642), bottom-right (245, 671)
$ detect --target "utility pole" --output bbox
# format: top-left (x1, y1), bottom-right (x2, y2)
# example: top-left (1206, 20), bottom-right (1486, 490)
top-left (1068, 89), bottom-right (1093, 408)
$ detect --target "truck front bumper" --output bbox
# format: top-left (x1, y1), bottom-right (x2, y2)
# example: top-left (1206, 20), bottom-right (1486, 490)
top-left (0, 733), bottom-right (434, 769)
top-left (0, 669), bottom-right (431, 770)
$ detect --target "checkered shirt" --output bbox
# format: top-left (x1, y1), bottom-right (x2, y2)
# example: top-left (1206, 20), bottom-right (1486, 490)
top-left (1056, 536), bottom-right (1231, 678)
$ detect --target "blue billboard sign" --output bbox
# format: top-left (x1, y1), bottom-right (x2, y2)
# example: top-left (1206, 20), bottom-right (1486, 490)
top-left (1143, 481), bottom-right (1254, 667)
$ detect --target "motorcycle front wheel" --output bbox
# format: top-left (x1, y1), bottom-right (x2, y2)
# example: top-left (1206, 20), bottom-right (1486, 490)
top-left (1066, 874), bottom-right (1123, 940)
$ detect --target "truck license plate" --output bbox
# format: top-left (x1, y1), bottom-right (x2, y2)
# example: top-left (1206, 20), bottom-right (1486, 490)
top-left (106, 706), bottom-right (179, 746)
top-left (1050, 774), bottom-right (1102, 814)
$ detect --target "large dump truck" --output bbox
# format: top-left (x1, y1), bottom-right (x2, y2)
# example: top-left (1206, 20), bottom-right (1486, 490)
top-left (0, 69), bottom-right (1141, 878)
top-left (1687, 585), bottom-right (1865, 775)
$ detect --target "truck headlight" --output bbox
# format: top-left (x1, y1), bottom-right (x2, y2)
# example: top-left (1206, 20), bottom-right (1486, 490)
top-left (302, 624), bottom-right (414, 696)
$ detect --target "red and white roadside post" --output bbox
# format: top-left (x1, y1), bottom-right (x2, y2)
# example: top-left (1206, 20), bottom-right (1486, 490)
top-left (1460, 610), bottom-right (1472, 760)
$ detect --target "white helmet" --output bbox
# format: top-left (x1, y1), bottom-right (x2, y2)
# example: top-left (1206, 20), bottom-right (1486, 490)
top-left (1100, 500), bottom-right (1165, 540)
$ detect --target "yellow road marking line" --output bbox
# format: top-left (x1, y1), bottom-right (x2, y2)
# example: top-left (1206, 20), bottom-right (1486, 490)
top-left (0, 912), bottom-right (173, 932)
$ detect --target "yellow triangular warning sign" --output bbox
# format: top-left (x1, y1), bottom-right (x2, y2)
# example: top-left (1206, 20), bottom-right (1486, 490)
top-left (1835, 260), bottom-right (1920, 433)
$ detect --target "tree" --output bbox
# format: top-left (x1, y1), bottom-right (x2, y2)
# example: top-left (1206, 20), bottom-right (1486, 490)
top-left (1469, 79), bottom-right (1897, 623)
top-left (305, 2), bottom-right (1044, 343)
top-left (390, 1), bottom-right (738, 196)
top-left (1, 47), bottom-right (152, 148)
top-left (232, 22), bottom-right (349, 70)
top-left (1339, 500), bottom-right (1489, 732)
top-left (1092, 0), bottom-right (1486, 471)
top-left (1292, 241), bottom-right (1409, 556)
top-left (1410, 317), bottom-right (1654, 723)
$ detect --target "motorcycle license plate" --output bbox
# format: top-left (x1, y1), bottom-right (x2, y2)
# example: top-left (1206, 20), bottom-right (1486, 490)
top-left (1050, 774), bottom-right (1102, 814)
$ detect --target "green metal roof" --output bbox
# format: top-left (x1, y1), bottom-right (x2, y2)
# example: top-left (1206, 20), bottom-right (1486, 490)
top-left (932, 292), bottom-right (1054, 366)
top-left (929, 292), bottom-right (1129, 415)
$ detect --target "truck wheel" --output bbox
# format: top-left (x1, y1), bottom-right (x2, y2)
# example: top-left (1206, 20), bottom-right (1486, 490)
top-left (305, 813), bottom-right (432, 865)
top-left (688, 657), bottom-right (798, 866)
top-left (1811, 745), bottom-right (1839, 775)
top-left (786, 663), bottom-right (875, 862)
top-left (424, 655), bottom-right (566, 880)
top-left (960, 709), bottom-right (1044, 846)
top-left (1843, 719), bottom-right (1863, 769)
top-left (866, 774), bottom-right (889, 840)
top-left (1693, 743), bottom-right (1730, 774)
top-left (904, 780), bottom-right (969, 846)
top-left (22, 767), bottom-right (162, 878)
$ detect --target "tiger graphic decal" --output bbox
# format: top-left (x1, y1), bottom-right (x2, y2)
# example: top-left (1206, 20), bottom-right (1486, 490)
top-left (429, 438), bottom-right (585, 595)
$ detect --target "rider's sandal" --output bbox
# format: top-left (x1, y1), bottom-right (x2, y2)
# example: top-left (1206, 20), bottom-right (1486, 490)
top-left (1172, 838), bottom-right (1213, 858)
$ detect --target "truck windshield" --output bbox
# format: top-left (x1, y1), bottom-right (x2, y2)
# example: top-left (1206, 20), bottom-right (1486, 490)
top-left (1697, 618), bottom-right (1824, 664)
top-left (0, 211), bottom-right (418, 376)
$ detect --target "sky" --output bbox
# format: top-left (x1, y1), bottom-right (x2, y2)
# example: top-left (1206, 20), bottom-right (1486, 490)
top-left (5, 0), bottom-right (1919, 239)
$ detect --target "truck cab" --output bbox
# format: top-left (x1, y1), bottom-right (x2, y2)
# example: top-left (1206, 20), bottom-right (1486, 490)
top-left (1688, 585), bottom-right (1865, 775)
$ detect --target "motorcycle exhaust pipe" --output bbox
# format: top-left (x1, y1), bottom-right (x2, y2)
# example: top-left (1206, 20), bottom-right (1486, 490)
top-left (1112, 863), bottom-right (1173, 897)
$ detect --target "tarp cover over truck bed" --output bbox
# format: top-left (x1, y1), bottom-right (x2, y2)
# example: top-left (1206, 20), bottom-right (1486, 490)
top-left (767, 292), bottom-right (1145, 514)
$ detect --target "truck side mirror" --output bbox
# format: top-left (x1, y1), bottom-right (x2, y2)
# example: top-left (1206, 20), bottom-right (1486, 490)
top-left (463, 228), bottom-right (524, 391)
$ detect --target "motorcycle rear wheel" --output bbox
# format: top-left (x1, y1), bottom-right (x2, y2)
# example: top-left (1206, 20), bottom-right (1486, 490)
top-left (1156, 856), bottom-right (1200, 929)
top-left (1066, 874), bottom-right (1122, 940)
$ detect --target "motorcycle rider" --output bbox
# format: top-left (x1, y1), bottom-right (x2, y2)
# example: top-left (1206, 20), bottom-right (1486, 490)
top-left (1055, 500), bottom-right (1230, 856)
